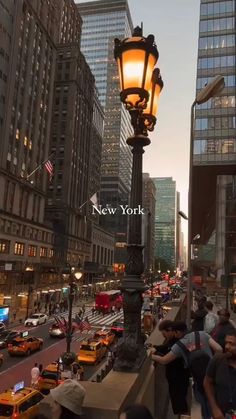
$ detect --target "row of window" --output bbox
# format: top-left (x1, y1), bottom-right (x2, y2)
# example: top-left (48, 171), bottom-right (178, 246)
top-left (194, 138), bottom-right (236, 155)
top-left (195, 116), bottom-right (236, 130)
top-left (0, 240), bottom-right (54, 257)
top-left (200, 17), bottom-right (234, 32)
top-left (197, 75), bottom-right (235, 89)
top-left (200, 1), bottom-right (235, 16)
top-left (198, 55), bottom-right (235, 69)
top-left (199, 34), bottom-right (235, 50)
top-left (196, 95), bottom-right (235, 109)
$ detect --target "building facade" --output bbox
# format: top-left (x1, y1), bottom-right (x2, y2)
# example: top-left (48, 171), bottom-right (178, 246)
top-left (142, 173), bottom-right (156, 272)
top-left (0, 0), bottom-right (61, 307)
top-left (153, 177), bottom-right (177, 270)
top-left (46, 0), bottom-right (95, 268)
top-left (192, 0), bottom-right (236, 283)
top-left (78, 0), bottom-right (133, 267)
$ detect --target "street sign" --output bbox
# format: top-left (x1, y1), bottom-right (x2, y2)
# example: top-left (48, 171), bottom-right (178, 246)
top-left (221, 275), bottom-right (233, 288)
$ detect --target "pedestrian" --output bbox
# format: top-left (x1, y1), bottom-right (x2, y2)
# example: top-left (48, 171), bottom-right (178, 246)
top-left (82, 304), bottom-right (85, 316)
top-left (13, 311), bottom-right (16, 321)
top-left (191, 300), bottom-right (208, 331)
top-left (31, 363), bottom-right (40, 388)
top-left (204, 300), bottom-right (218, 334)
top-left (204, 330), bottom-right (236, 419)
top-left (211, 308), bottom-right (236, 350)
top-left (119, 404), bottom-right (153, 419)
top-left (49, 379), bottom-right (85, 419)
top-left (152, 328), bottom-right (222, 419)
top-left (153, 320), bottom-right (190, 416)
top-left (39, 364), bottom-right (43, 375)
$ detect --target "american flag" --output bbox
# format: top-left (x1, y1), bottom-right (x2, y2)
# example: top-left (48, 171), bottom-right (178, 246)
top-left (44, 159), bottom-right (53, 181)
top-left (78, 319), bottom-right (91, 332)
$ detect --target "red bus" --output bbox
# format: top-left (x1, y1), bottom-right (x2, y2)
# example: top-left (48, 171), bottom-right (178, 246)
top-left (95, 290), bottom-right (122, 314)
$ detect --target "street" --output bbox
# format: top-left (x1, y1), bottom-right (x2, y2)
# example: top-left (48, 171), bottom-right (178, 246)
top-left (0, 304), bottom-right (124, 392)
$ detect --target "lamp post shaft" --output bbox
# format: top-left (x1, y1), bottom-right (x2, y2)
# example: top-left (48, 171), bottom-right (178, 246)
top-left (114, 136), bottom-right (147, 371)
top-left (66, 274), bottom-right (74, 353)
top-left (187, 101), bottom-right (196, 329)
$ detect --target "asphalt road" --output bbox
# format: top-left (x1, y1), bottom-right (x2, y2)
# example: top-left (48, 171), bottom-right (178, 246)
top-left (0, 307), bottom-right (123, 392)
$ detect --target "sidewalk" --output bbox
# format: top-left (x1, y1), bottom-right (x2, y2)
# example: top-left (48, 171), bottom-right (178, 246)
top-left (7, 296), bottom-right (95, 329)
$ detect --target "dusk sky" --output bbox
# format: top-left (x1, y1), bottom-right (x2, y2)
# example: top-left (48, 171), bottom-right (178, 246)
top-left (78, 0), bottom-right (201, 240)
top-left (128, 0), bottom-right (201, 240)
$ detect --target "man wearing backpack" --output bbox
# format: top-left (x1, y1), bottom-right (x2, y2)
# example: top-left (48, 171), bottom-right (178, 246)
top-left (152, 327), bottom-right (222, 419)
top-left (211, 309), bottom-right (236, 350)
top-left (204, 330), bottom-right (236, 419)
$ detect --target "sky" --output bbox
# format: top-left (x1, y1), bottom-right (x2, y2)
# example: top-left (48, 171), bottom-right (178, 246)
top-left (77, 0), bottom-right (201, 240)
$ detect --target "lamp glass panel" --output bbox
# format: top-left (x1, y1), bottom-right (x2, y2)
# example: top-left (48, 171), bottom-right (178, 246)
top-left (117, 57), bottom-right (123, 90)
top-left (122, 49), bottom-right (145, 89)
top-left (144, 54), bottom-right (157, 92)
top-left (152, 84), bottom-right (161, 116)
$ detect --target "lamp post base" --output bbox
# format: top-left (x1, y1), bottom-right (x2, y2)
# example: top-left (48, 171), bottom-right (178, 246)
top-left (113, 340), bottom-right (146, 372)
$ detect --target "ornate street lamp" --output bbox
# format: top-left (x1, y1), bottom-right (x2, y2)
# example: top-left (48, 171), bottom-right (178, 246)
top-left (113, 26), bottom-right (163, 372)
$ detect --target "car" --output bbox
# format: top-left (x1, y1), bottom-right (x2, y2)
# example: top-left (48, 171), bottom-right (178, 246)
top-left (0, 322), bottom-right (6, 333)
top-left (49, 323), bottom-right (65, 338)
top-left (93, 329), bottom-right (115, 347)
top-left (37, 362), bottom-right (84, 394)
top-left (0, 353), bottom-right (3, 367)
top-left (0, 382), bottom-right (44, 418)
top-left (77, 339), bottom-right (107, 365)
top-left (8, 335), bottom-right (43, 356)
top-left (110, 321), bottom-right (124, 337)
top-left (0, 330), bottom-right (21, 349)
top-left (25, 313), bottom-right (48, 327)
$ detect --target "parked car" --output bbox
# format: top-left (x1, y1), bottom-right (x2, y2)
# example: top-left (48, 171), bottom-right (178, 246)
top-left (0, 330), bottom-right (20, 349)
top-left (8, 335), bottom-right (43, 356)
top-left (0, 383), bottom-right (44, 418)
top-left (25, 313), bottom-right (48, 327)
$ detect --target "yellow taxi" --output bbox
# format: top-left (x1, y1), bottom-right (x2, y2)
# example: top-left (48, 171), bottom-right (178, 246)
top-left (0, 382), bottom-right (44, 418)
top-left (77, 339), bottom-right (107, 365)
top-left (37, 363), bottom-right (64, 394)
top-left (0, 353), bottom-right (3, 368)
top-left (8, 333), bottom-right (43, 357)
top-left (93, 329), bottom-right (115, 347)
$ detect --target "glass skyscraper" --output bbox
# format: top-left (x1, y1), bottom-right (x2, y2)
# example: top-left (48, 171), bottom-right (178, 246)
top-left (77, 0), bottom-right (133, 265)
top-left (153, 178), bottom-right (177, 269)
top-left (192, 0), bottom-right (236, 282)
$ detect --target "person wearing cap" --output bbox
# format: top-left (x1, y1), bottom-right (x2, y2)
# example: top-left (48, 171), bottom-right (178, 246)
top-left (50, 379), bottom-right (86, 419)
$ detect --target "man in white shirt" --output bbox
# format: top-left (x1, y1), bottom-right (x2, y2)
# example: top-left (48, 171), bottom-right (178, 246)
top-left (31, 362), bottom-right (40, 387)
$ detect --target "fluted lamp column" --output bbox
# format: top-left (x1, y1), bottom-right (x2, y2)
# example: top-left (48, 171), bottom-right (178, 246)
top-left (113, 26), bottom-right (163, 372)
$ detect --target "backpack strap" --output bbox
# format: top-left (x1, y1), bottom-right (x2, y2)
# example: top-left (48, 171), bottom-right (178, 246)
top-left (175, 340), bottom-right (190, 358)
top-left (195, 331), bottom-right (201, 350)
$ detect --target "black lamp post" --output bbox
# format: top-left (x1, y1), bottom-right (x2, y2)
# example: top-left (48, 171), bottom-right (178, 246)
top-left (113, 26), bottom-right (163, 372)
top-left (62, 265), bottom-right (82, 354)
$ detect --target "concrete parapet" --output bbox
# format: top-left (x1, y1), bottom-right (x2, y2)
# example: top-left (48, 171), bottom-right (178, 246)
top-left (39, 296), bottom-right (186, 419)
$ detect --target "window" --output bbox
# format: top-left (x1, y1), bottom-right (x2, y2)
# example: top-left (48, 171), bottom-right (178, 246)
top-left (0, 240), bottom-right (10, 254)
top-left (14, 242), bottom-right (25, 255)
top-left (49, 249), bottom-right (54, 258)
top-left (28, 245), bottom-right (37, 257)
top-left (40, 247), bottom-right (47, 257)
top-left (195, 118), bottom-right (208, 130)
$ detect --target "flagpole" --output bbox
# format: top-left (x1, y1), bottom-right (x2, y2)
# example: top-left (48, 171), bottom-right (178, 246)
top-left (26, 152), bottom-right (54, 180)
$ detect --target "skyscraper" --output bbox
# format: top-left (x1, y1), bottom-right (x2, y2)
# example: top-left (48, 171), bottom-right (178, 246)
top-left (192, 0), bottom-right (236, 283)
top-left (153, 177), bottom-right (177, 270)
top-left (77, 0), bottom-right (133, 266)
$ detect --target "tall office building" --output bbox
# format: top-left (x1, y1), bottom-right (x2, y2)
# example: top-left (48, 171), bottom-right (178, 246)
top-left (192, 0), bottom-right (236, 282)
top-left (77, 0), bottom-right (133, 266)
top-left (142, 174), bottom-right (156, 272)
top-left (46, 0), bottom-right (95, 267)
top-left (0, 0), bottom-right (61, 304)
top-left (153, 177), bottom-right (177, 269)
